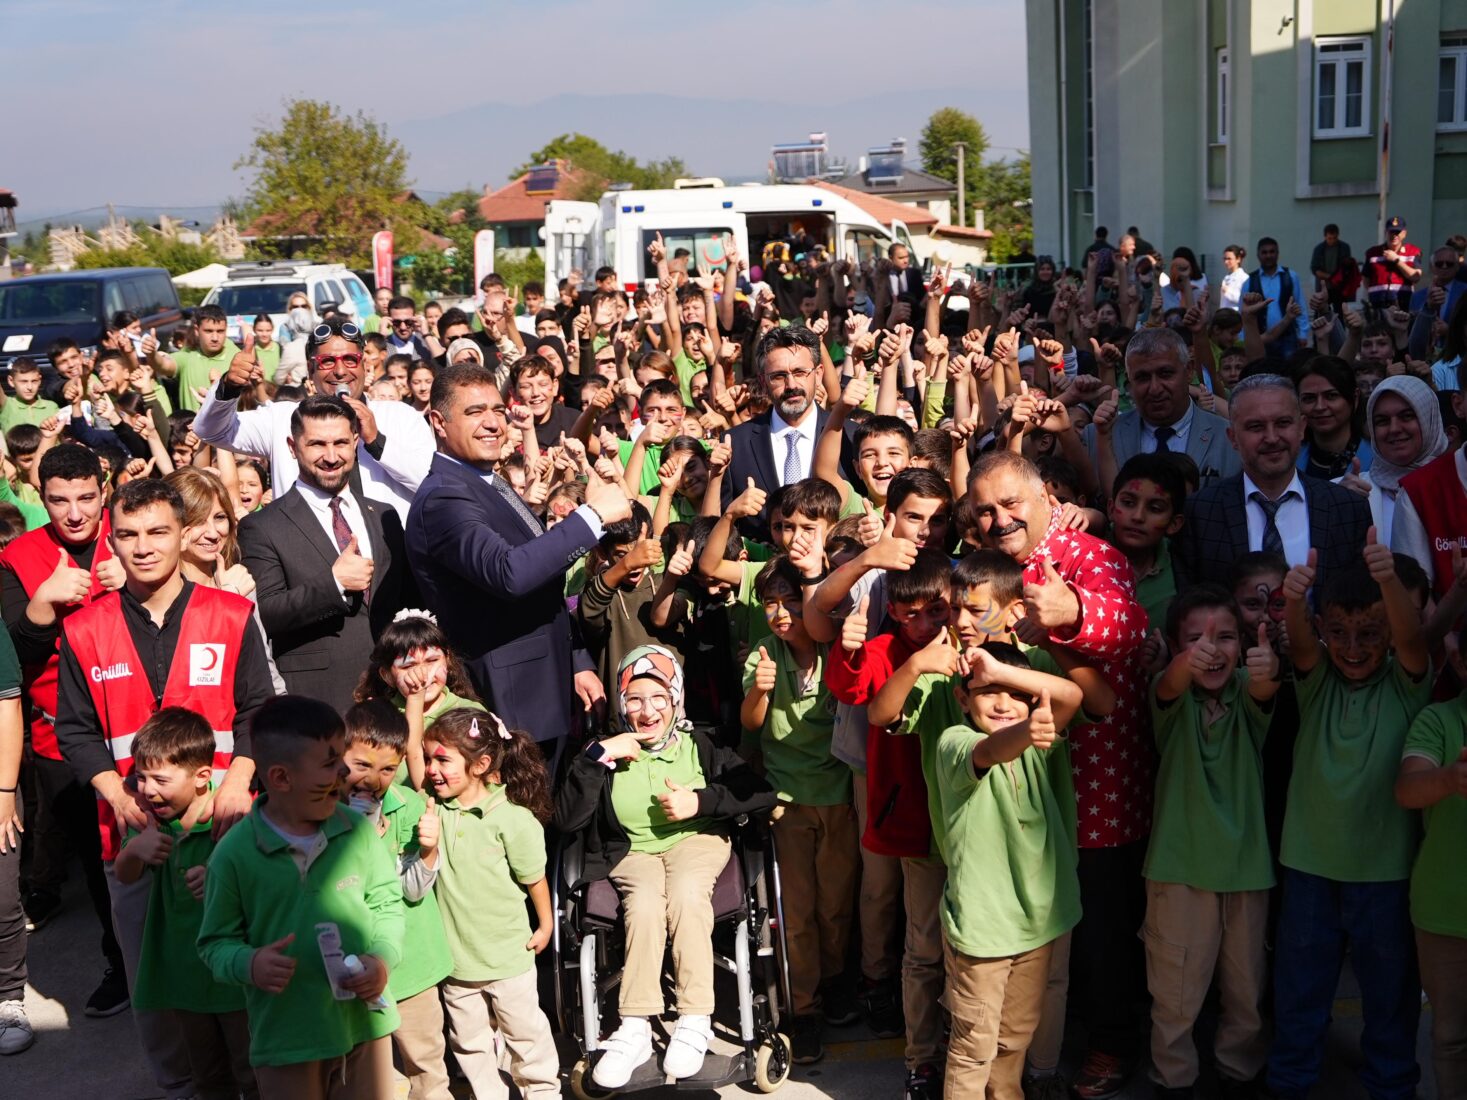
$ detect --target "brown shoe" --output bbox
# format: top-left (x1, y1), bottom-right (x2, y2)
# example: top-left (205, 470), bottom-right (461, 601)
top-left (1069, 1051), bottom-right (1135, 1099)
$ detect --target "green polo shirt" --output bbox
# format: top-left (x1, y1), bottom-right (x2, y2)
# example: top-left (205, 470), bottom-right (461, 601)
top-left (434, 786), bottom-right (546, 982)
top-left (0, 396), bottom-right (59, 433)
top-left (173, 341), bottom-right (241, 411)
top-left (378, 785), bottom-right (454, 1001)
top-left (740, 636), bottom-right (846, 807)
top-left (734, 559), bottom-right (770, 649)
top-left (935, 721), bottom-right (1080, 959)
top-left (619, 437), bottom-right (668, 496)
top-left (1403, 697), bottom-right (1467, 937)
top-left (131, 800), bottom-right (245, 1015)
top-left (197, 801), bottom-right (404, 1067)
top-left (1145, 672), bottom-right (1274, 893)
top-left (610, 730), bottom-right (711, 853)
top-left (1130, 541), bottom-right (1177, 634)
top-left (1281, 654), bottom-right (1431, 882)
top-left (254, 342), bottom-right (281, 382)
top-left (673, 351), bottom-right (704, 406)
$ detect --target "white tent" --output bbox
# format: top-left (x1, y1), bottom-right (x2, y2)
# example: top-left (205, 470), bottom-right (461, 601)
top-left (171, 263), bottom-right (230, 290)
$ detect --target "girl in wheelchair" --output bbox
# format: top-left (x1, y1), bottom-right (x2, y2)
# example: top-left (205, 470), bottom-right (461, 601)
top-left (557, 645), bottom-right (777, 1088)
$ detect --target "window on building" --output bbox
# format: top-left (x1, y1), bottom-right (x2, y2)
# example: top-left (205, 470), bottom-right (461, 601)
top-left (1217, 47), bottom-right (1230, 144)
top-left (1314, 37), bottom-right (1371, 138)
top-left (1439, 40), bottom-right (1467, 131)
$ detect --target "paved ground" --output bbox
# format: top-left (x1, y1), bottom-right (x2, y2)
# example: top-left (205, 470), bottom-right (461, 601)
top-left (8, 875), bottom-right (1441, 1098)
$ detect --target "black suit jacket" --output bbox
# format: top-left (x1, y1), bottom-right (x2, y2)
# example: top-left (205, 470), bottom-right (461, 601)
top-left (239, 486), bottom-right (413, 714)
top-left (722, 407), bottom-right (854, 540)
top-left (1176, 473), bottom-right (1371, 591)
top-left (405, 453), bottom-right (600, 745)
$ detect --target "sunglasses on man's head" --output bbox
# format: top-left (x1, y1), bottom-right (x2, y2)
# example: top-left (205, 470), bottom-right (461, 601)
top-left (312, 322), bottom-right (361, 340)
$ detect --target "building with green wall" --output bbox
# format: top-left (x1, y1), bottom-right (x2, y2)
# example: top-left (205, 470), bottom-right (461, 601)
top-left (1026, 0), bottom-right (1467, 276)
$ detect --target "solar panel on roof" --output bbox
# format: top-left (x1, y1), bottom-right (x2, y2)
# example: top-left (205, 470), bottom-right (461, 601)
top-left (525, 163), bottom-right (560, 195)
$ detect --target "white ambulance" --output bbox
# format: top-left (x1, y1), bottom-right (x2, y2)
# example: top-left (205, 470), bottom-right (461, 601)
top-left (541, 181), bottom-right (915, 291)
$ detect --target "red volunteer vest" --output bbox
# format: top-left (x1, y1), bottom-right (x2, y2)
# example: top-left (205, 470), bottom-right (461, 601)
top-left (0, 517), bottom-right (114, 760)
top-left (1399, 449), bottom-right (1467, 600)
top-left (63, 585), bottom-right (251, 859)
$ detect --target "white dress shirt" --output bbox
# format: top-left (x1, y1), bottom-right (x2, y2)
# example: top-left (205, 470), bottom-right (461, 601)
top-left (1243, 471), bottom-right (1310, 566)
top-left (770, 406), bottom-right (818, 487)
top-left (1143, 402), bottom-right (1195, 455)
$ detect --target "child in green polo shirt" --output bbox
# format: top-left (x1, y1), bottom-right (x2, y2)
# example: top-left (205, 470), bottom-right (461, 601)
top-left (420, 707), bottom-right (559, 1100)
top-left (1396, 649), bottom-right (1467, 1099)
top-left (197, 696), bottom-right (404, 1098)
top-left (1106, 453), bottom-right (1185, 634)
top-left (1268, 533), bottom-right (1432, 1100)
top-left (1144, 586), bottom-right (1280, 1096)
top-left (340, 701), bottom-right (454, 1100)
top-left (115, 708), bottom-right (255, 1100)
top-left (936, 641), bottom-right (1084, 1100)
top-left (555, 645), bottom-right (776, 1090)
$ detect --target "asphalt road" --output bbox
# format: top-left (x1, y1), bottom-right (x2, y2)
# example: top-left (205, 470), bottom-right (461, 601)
top-left (7, 874), bottom-right (1440, 1098)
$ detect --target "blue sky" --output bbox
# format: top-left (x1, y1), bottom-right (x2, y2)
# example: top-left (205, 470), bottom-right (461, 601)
top-left (8, 0), bottom-right (1029, 221)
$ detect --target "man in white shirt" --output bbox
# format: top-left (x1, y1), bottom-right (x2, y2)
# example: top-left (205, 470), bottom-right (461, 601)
top-left (194, 317), bottom-right (434, 522)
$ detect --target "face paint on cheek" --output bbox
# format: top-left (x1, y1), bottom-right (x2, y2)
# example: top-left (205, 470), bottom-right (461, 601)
top-left (969, 603), bottom-right (1009, 635)
top-left (1266, 585), bottom-right (1288, 622)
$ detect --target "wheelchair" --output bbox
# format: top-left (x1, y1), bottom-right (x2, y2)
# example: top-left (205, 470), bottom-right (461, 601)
top-left (552, 812), bottom-right (795, 1098)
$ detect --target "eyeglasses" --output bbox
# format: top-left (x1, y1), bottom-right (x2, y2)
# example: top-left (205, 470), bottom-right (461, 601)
top-left (312, 322), bottom-right (361, 340)
top-left (766, 367), bottom-right (816, 385)
top-left (623, 694), bottom-right (672, 714)
top-left (313, 353), bottom-right (363, 370)
top-left (1434, 260), bottom-right (1459, 269)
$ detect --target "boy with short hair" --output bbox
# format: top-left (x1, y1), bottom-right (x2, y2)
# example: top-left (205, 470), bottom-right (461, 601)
top-left (1267, 533), bottom-right (1431, 1100)
top-left (115, 707), bottom-right (256, 1099)
top-left (816, 402), bottom-right (913, 515)
top-left (1107, 453), bottom-right (1187, 633)
top-left (1145, 586), bottom-right (1280, 1097)
top-left (0, 359), bottom-right (60, 432)
top-left (740, 555), bottom-right (854, 1066)
top-left (198, 695), bottom-right (405, 1099)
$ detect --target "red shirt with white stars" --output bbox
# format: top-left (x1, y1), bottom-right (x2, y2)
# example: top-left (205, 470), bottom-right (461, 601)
top-left (1022, 512), bottom-right (1151, 849)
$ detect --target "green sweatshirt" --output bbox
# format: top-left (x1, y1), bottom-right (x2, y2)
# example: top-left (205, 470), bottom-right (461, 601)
top-left (379, 784), bottom-right (454, 1000)
top-left (197, 800), bottom-right (405, 1067)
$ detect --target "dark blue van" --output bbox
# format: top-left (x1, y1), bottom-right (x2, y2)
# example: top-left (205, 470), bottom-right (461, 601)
top-left (0, 267), bottom-right (185, 371)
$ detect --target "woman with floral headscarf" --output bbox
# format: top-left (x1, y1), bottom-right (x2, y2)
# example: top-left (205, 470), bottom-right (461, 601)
top-left (1360, 376), bottom-right (1449, 545)
top-left (555, 645), bottom-right (776, 1089)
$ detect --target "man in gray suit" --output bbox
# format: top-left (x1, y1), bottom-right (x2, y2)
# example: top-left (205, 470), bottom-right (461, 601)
top-left (1083, 327), bottom-right (1240, 487)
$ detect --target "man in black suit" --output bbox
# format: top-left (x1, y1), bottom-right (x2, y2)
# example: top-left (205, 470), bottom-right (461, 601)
top-left (238, 395), bottom-right (413, 714)
top-left (1177, 373), bottom-right (1371, 587)
top-left (406, 362), bottom-right (633, 756)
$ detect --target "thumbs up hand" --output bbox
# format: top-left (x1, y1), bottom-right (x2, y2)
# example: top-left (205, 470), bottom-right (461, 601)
top-left (1283, 548), bottom-right (1317, 602)
top-left (131, 813), bottom-right (174, 866)
top-left (1245, 620), bottom-right (1279, 684)
top-left (1021, 558), bottom-right (1081, 631)
top-left (841, 362), bottom-right (872, 410)
top-left (1339, 456), bottom-right (1371, 497)
top-left (862, 512), bottom-right (919, 570)
top-left (1029, 689), bottom-right (1057, 749)
top-left (842, 595), bottom-right (871, 653)
top-left (1362, 525), bottom-right (1396, 583)
top-left (36, 545), bottom-right (93, 606)
top-left (332, 534), bottom-right (374, 593)
top-left (753, 645), bottom-right (778, 693)
top-left (657, 778), bottom-right (701, 822)
top-left (250, 933), bottom-right (297, 994)
top-left (729, 476), bottom-right (767, 519)
top-left (856, 499), bottom-right (884, 547)
top-left (666, 539), bottom-right (696, 579)
top-left (415, 801), bottom-right (440, 855)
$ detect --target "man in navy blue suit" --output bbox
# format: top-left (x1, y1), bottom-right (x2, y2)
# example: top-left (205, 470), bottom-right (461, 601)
top-left (406, 362), bottom-right (632, 755)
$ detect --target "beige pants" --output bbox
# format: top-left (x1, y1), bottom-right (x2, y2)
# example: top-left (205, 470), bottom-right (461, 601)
top-left (1024, 930), bottom-right (1071, 1075)
top-left (394, 985), bottom-right (452, 1100)
top-left (177, 1008), bottom-right (257, 1100)
top-left (609, 832), bottom-right (731, 1016)
top-left (942, 939), bottom-right (1052, 1100)
top-left (852, 772), bottom-right (903, 981)
top-left (901, 857), bottom-right (947, 1068)
top-left (252, 1036), bottom-right (393, 1100)
top-left (772, 802), bottom-right (859, 1015)
top-left (441, 967), bottom-right (559, 1100)
top-left (1143, 880), bottom-right (1268, 1089)
top-left (1417, 927), bottom-right (1467, 1100)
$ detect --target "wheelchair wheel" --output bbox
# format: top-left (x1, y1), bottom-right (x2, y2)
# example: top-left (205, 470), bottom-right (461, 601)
top-left (753, 1033), bottom-right (792, 1092)
top-left (570, 1058), bottom-right (616, 1100)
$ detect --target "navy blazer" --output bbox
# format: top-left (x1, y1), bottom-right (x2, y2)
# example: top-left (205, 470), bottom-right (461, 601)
top-left (722, 407), bottom-right (851, 540)
top-left (406, 453), bottom-right (599, 744)
top-left (1175, 472), bottom-right (1371, 591)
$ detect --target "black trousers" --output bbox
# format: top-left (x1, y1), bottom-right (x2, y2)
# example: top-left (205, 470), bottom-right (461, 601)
top-left (1074, 838), bottom-right (1148, 1058)
top-left (30, 753), bottom-right (121, 970)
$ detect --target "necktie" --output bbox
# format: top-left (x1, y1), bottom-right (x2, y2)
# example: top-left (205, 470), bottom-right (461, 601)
top-left (491, 474), bottom-right (543, 535)
top-left (1153, 426), bottom-right (1176, 453)
top-left (1250, 490), bottom-right (1293, 556)
top-left (782, 431), bottom-right (802, 486)
top-left (328, 497), bottom-right (353, 552)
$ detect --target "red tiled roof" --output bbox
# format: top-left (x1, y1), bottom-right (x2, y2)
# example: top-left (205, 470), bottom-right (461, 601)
top-left (478, 160), bottom-right (598, 224)
top-left (932, 222), bottom-right (993, 240)
top-left (808, 180), bottom-right (939, 227)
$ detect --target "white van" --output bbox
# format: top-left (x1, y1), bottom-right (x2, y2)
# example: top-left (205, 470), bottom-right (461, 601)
top-left (542, 183), bottom-right (914, 291)
top-left (201, 261), bottom-right (375, 343)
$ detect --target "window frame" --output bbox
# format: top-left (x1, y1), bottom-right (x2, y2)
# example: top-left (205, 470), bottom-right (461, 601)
top-left (1439, 41), bottom-right (1467, 132)
top-left (1217, 46), bottom-right (1231, 145)
top-left (1313, 35), bottom-right (1373, 140)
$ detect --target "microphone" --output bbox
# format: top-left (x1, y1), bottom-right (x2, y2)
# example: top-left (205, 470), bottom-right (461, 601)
top-left (334, 385), bottom-right (351, 399)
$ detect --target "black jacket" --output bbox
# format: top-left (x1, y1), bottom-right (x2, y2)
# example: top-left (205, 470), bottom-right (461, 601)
top-left (555, 728), bottom-right (777, 886)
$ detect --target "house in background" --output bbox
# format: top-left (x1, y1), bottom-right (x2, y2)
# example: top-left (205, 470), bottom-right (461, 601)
top-left (478, 160), bottom-right (597, 259)
top-left (1025, 0), bottom-right (1467, 274)
top-left (810, 180), bottom-right (992, 268)
top-left (831, 138), bottom-right (960, 227)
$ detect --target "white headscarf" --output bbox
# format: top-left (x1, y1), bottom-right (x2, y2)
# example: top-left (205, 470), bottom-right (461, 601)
top-left (1366, 375), bottom-right (1449, 492)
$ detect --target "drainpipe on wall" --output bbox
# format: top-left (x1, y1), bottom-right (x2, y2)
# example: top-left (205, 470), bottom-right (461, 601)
top-left (1057, 0), bottom-right (1070, 264)
top-left (1378, 0), bottom-right (1395, 240)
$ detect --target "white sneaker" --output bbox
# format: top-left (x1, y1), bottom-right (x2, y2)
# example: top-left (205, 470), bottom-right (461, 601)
top-left (662, 1014), bottom-right (712, 1079)
top-left (0, 1000), bottom-right (33, 1055)
top-left (593, 1016), bottom-right (653, 1088)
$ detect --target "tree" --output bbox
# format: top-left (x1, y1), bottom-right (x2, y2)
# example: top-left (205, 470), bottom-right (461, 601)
top-left (235, 99), bottom-right (414, 267)
top-left (973, 154), bottom-right (1033, 264)
top-left (919, 107), bottom-right (989, 225)
top-left (512, 134), bottom-right (687, 200)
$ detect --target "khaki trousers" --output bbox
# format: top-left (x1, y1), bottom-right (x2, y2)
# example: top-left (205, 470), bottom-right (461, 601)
top-left (852, 772), bottom-right (903, 981)
top-left (394, 985), bottom-right (452, 1100)
top-left (609, 832), bottom-right (731, 1016)
top-left (252, 1036), bottom-right (393, 1100)
top-left (1143, 880), bottom-right (1268, 1089)
top-left (942, 939), bottom-right (1052, 1100)
top-left (441, 967), bottom-right (559, 1100)
top-left (176, 1008), bottom-right (257, 1100)
top-left (771, 802), bottom-right (859, 1015)
top-left (901, 857), bottom-right (947, 1068)
top-left (1417, 927), bottom-right (1467, 1100)
top-left (1025, 930), bottom-right (1071, 1075)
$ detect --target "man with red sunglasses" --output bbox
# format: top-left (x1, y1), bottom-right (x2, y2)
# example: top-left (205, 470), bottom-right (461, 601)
top-left (190, 317), bottom-right (435, 521)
